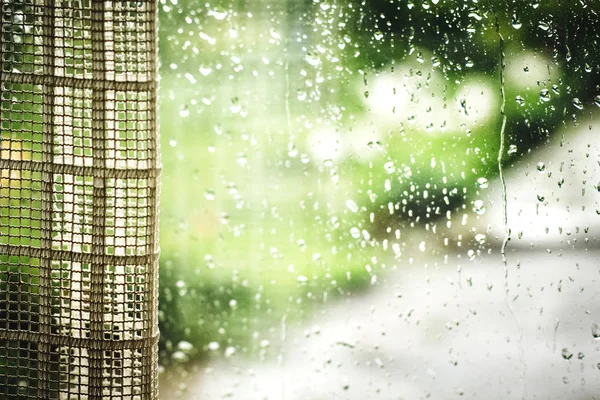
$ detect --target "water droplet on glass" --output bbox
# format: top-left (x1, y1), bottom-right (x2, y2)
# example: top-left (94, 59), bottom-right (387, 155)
top-left (592, 323), bottom-right (600, 339)
top-left (373, 30), bottom-right (384, 41)
top-left (536, 162), bottom-right (546, 173)
top-left (236, 152), bottom-right (247, 166)
top-left (350, 227), bottom-right (361, 239)
top-left (561, 348), bottom-right (573, 360)
top-left (179, 106), bottom-right (190, 118)
top-left (515, 95), bottom-right (525, 106)
top-left (384, 161), bottom-right (395, 174)
top-left (594, 95), bottom-right (600, 107)
top-left (169, 139), bottom-right (177, 147)
top-left (538, 21), bottom-right (550, 31)
top-left (572, 97), bottom-right (584, 110)
top-left (537, 194), bottom-right (545, 202)
top-left (473, 199), bottom-right (485, 215)
top-left (511, 14), bottom-right (522, 29)
top-left (508, 144), bottom-right (518, 155)
top-left (551, 84), bottom-right (560, 95)
top-left (346, 200), bottom-right (359, 213)
top-left (305, 53), bottom-right (321, 67)
top-left (539, 89), bottom-right (551, 102)
top-left (472, 233), bottom-right (486, 245)
top-left (199, 65), bottom-right (212, 76)
top-left (269, 28), bottom-right (281, 40)
top-left (210, 9), bottom-right (228, 20)
top-left (476, 177), bottom-right (489, 189)
top-left (204, 189), bottom-right (215, 201)
top-left (418, 241), bottom-right (426, 252)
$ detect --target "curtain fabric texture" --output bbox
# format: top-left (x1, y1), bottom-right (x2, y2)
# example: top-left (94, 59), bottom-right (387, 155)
top-left (0, 1), bottom-right (159, 398)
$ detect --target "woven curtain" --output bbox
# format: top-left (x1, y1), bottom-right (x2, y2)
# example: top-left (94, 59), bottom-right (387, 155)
top-left (0, 1), bottom-right (159, 399)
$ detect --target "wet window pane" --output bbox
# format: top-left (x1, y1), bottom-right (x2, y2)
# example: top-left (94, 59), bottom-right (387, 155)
top-left (158, 1), bottom-right (600, 398)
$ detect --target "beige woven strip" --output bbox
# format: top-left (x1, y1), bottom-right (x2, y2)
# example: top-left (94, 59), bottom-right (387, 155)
top-left (0, 1), bottom-right (160, 399)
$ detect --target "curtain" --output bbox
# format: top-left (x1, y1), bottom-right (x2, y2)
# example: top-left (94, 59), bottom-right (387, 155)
top-left (0, 1), bottom-right (160, 398)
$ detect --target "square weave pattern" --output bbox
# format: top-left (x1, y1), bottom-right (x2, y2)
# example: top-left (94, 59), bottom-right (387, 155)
top-left (0, 1), bottom-right (160, 398)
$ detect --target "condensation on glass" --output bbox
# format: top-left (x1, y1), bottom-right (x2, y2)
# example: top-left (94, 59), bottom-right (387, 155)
top-left (1, 1), bottom-right (159, 399)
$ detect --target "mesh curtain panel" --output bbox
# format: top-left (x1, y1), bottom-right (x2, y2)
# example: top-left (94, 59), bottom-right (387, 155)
top-left (0, 1), bottom-right (159, 399)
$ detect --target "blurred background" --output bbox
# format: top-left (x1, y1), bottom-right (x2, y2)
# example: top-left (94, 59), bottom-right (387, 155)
top-left (155, 0), bottom-right (600, 398)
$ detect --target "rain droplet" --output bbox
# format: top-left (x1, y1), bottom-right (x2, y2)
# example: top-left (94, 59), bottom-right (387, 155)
top-left (305, 53), bottom-right (321, 67)
top-left (537, 194), bottom-right (545, 202)
top-left (210, 9), bottom-right (227, 20)
top-left (384, 161), bottom-right (395, 174)
top-left (418, 241), bottom-right (426, 252)
top-left (536, 162), bottom-right (546, 173)
top-left (236, 152), bottom-right (247, 166)
top-left (592, 323), bottom-right (600, 339)
top-left (179, 106), bottom-right (190, 118)
top-left (475, 234), bottom-right (486, 244)
top-left (350, 227), bottom-right (361, 239)
top-left (515, 95), bottom-right (525, 106)
top-left (511, 14), bottom-right (522, 29)
top-left (169, 139), bottom-right (177, 147)
top-left (476, 177), bottom-right (489, 189)
top-left (594, 95), bottom-right (600, 107)
top-left (269, 28), bottom-right (281, 40)
top-left (346, 200), bottom-right (359, 213)
top-left (508, 144), bottom-right (518, 155)
top-left (473, 199), bottom-right (485, 215)
top-left (539, 89), bottom-right (551, 102)
top-left (199, 65), bottom-right (212, 76)
top-left (208, 341), bottom-right (220, 351)
top-left (204, 189), bottom-right (215, 200)
top-left (572, 97), bottom-right (584, 110)
top-left (561, 348), bottom-right (573, 360)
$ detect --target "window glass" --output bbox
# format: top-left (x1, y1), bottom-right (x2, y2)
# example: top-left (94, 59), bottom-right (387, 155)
top-left (158, 1), bottom-right (600, 398)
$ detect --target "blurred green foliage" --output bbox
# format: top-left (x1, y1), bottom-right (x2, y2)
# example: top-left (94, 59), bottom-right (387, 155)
top-left (155, 0), bottom-right (600, 364)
